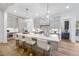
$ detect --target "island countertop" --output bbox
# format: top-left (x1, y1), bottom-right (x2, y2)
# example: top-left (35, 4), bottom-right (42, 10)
top-left (15, 33), bottom-right (60, 42)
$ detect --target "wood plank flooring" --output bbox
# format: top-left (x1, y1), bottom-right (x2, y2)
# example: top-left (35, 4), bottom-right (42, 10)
top-left (0, 39), bottom-right (79, 56)
top-left (55, 39), bottom-right (79, 56)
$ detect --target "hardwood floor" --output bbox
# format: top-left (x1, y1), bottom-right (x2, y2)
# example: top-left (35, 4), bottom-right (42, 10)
top-left (55, 39), bottom-right (79, 56)
top-left (0, 39), bottom-right (79, 56)
top-left (0, 39), bottom-right (20, 56)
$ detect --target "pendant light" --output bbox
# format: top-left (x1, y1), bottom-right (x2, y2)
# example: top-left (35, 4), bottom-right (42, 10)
top-left (46, 3), bottom-right (50, 19)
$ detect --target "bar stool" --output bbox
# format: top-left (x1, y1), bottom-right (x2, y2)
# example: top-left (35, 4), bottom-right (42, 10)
top-left (24, 36), bottom-right (36, 56)
top-left (14, 34), bottom-right (19, 48)
top-left (37, 38), bottom-right (51, 56)
top-left (16, 34), bottom-right (25, 55)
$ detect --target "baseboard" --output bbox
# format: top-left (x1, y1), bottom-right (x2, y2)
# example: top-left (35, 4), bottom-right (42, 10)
top-left (0, 40), bottom-right (8, 43)
top-left (2, 41), bottom-right (7, 43)
top-left (70, 39), bottom-right (76, 43)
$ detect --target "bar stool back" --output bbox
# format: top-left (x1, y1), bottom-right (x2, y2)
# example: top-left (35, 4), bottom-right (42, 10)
top-left (25, 36), bottom-right (36, 56)
top-left (37, 38), bottom-right (50, 55)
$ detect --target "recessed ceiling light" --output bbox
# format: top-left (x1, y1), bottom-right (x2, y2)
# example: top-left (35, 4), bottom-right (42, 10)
top-left (46, 15), bottom-right (49, 18)
top-left (25, 20), bottom-right (27, 22)
top-left (66, 6), bottom-right (70, 9)
top-left (48, 10), bottom-right (50, 13)
top-left (35, 13), bottom-right (39, 16)
top-left (14, 10), bottom-right (16, 12)
top-left (42, 17), bottom-right (44, 18)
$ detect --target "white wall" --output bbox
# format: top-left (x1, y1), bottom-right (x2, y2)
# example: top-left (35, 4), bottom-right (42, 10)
top-left (4, 11), bottom-right (7, 43)
top-left (0, 10), bottom-right (4, 43)
top-left (34, 17), bottom-right (40, 28)
top-left (7, 13), bottom-right (18, 28)
top-left (18, 18), bottom-right (34, 33)
top-left (25, 19), bottom-right (34, 33)
top-left (0, 10), bottom-right (7, 43)
top-left (18, 18), bottom-right (26, 32)
top-left (34, 16), bottom-right (61, 29)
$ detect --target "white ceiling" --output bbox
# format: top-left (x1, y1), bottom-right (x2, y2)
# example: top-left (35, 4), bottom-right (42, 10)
top-left (0, 3), bottom-right (14, 10)
top-left (3, 3), bottom-right (79, 18)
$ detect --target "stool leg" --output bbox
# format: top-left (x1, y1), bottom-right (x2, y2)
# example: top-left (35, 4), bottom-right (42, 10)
top-left (18, 41), bottom-right (25, 55)
top-left (43, 50), bottom-right (45, 56)
top-left (22, 41), bottom-right (24, 49)
top-left (28, 45), bottom-right (33, 56)
top-left (21, 41), bottom-right (25, 52)
top-left (16, 40), bottom-right (19, 48)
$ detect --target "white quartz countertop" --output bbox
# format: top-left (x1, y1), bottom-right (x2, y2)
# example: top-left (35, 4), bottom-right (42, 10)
top-left (16, 33), bottom-right (60, 42)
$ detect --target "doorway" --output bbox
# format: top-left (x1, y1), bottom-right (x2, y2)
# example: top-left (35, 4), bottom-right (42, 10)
top-left (61, 21), bottom-right (70, 42)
